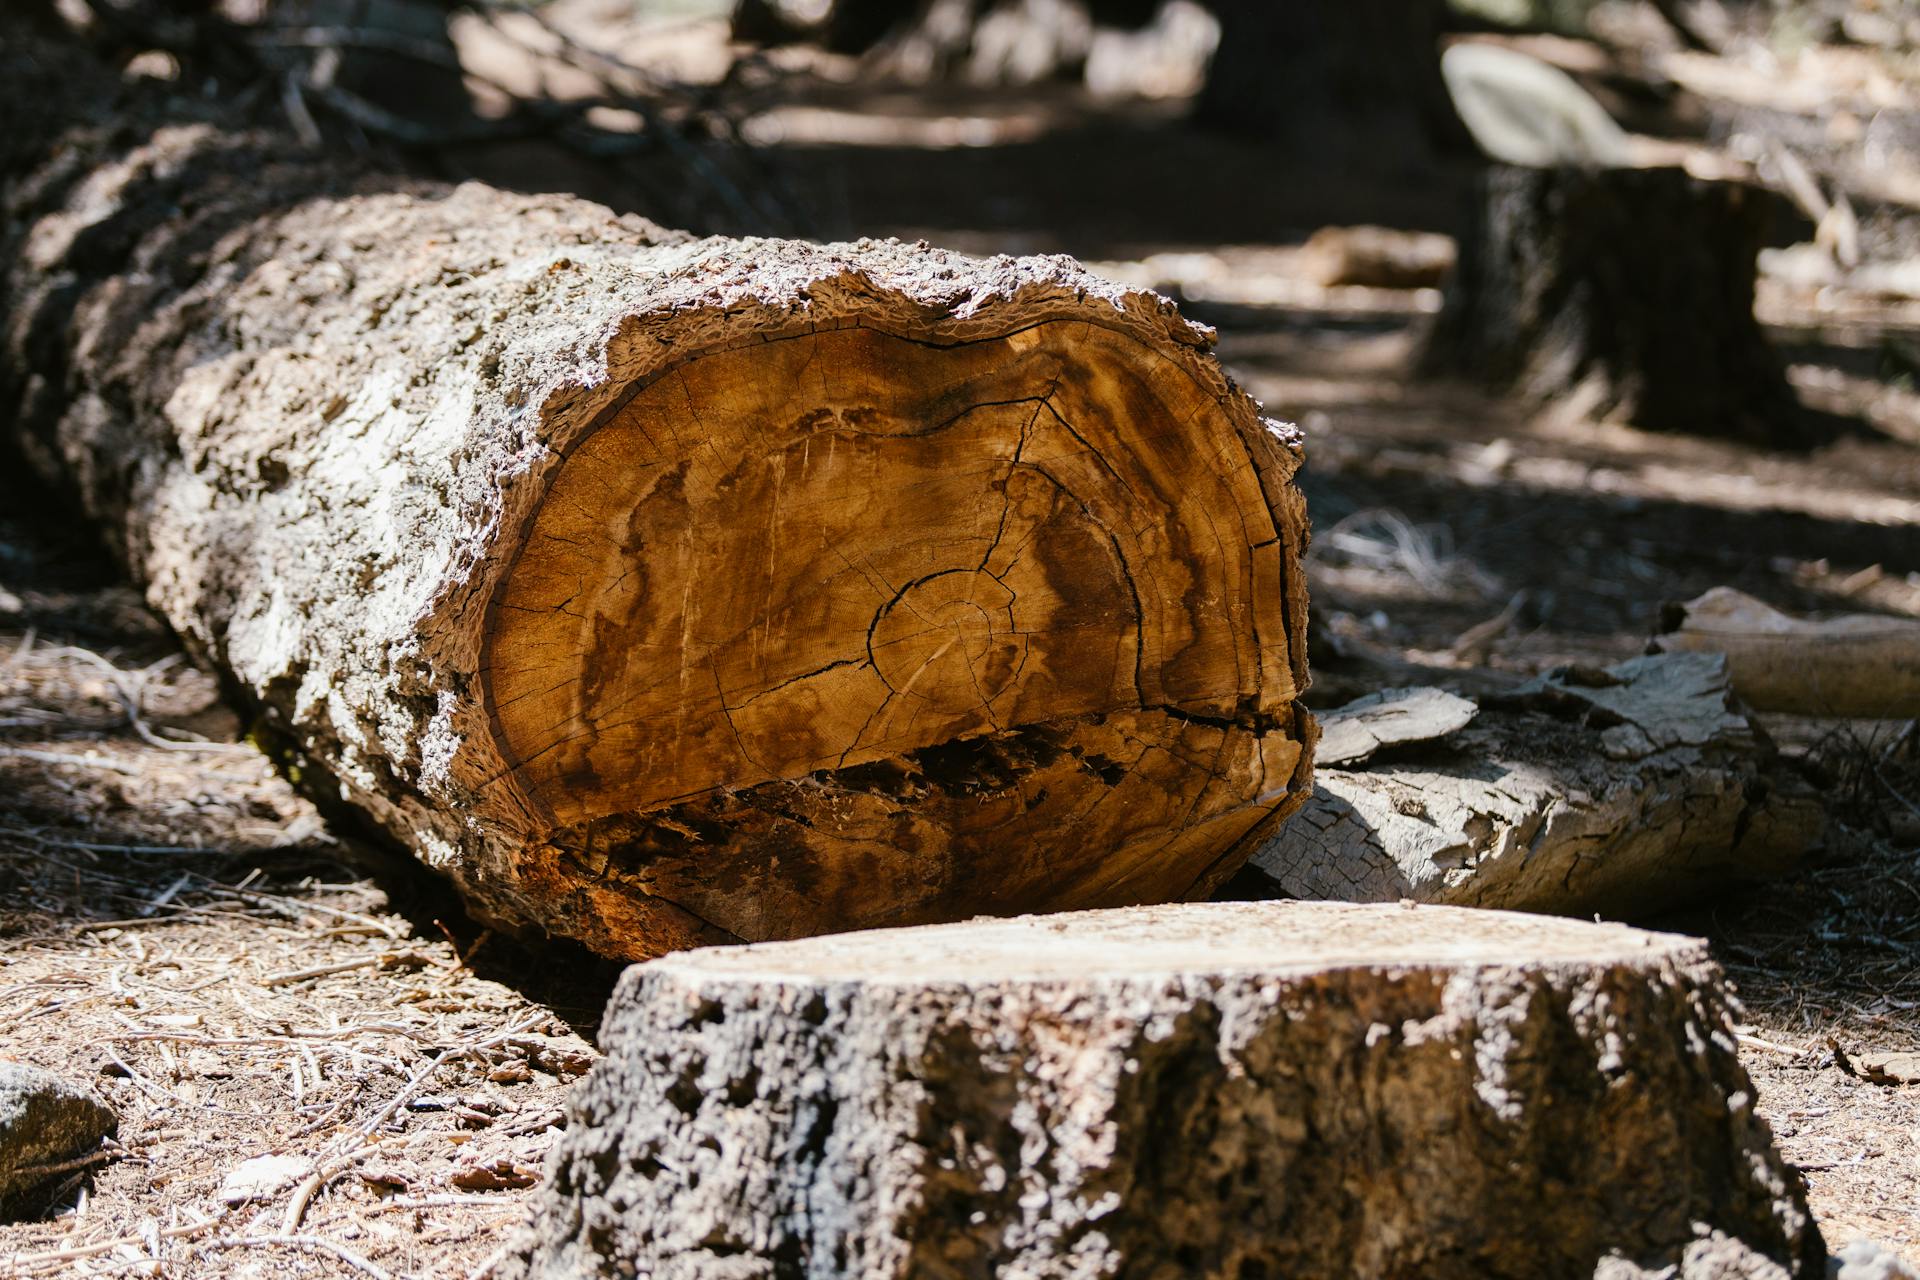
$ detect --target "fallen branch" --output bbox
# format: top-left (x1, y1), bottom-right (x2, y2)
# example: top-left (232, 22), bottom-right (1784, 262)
top-left (196, 1233), bottom-right (394, 1280)
top-left (1655, 587), bottom-right (1920, 718)
top-left (0, 747), bottom-right (146, 777)
top-left (0, 1211), bottom-right (226, 1275)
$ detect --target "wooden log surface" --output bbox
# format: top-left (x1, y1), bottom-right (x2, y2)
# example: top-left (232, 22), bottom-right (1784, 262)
top-left (504, 900), bottom-right (1824, 1280)
top-left (1241, 654), bottom-right (1824, 916)
top-left (0, 28), bottom-right (1314, 959)
top-left (1655, 587), bottom-right (1920, 719)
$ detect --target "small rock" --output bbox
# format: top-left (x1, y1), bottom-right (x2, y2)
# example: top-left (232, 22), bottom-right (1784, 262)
top-left (1832, 1240), bottom-right (1920, 1280)
top-left (219, 1153), bottom-right (313, 1206)
top-left (0, 1062), bottom-right (117, 1215)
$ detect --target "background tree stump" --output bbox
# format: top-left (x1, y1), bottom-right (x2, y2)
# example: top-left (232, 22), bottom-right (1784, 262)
top-left (505, 900), bottom-right (1823, 1280)
top-left (1194, 0), bottom-right (1470, 161)
top-left (1423, 161), bottom-right (1826, 446)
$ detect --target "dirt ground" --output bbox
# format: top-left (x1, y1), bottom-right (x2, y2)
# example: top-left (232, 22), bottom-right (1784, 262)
top-left (4, 3), bottom-right (1920, 1275)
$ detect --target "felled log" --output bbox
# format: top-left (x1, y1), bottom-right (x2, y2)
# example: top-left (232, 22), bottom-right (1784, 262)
top-left (504, 900), bottom-right (1824, 1280)
top-left (1240, 654), bottom-right (1823, 917)
top-left (1655, 587), bottom-right (1920, 719)
top-left (1, 27), bottom-right (1315, 959)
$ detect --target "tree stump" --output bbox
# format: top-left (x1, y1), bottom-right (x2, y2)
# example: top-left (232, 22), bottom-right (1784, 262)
top-left (505, 900), bottom-right (1824, 1280)
top-left (1424, 162), bottom-right (1826, 446)
top-left (1194, 0), bottom-right (1471, 162)
top-left (1, 26), bottom-right (1315, 959)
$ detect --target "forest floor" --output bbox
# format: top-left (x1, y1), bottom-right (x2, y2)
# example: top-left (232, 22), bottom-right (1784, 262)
top-left (4, 4), bottom-right (1920, 1276)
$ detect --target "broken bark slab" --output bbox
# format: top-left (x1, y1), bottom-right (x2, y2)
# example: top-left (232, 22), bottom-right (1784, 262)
top-left (504, 900), bottom-right (1824, 1280)
top-left (1316, 685), bottom-right (1479, 765)
top-left (1655, 587), bottom-right (1920, 719)
top-left (1, 28), bottom-right (1314, 960)
top-left (1242, 654), bottom-right (1824, 917)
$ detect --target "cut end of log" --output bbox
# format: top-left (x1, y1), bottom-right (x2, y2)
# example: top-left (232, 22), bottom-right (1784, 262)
top-left (480, 313), bottom-right (1313, 956)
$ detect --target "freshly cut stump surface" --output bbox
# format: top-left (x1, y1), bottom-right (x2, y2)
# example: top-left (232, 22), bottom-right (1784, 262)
top-left (508, 901), bottom-right (1823, 1280)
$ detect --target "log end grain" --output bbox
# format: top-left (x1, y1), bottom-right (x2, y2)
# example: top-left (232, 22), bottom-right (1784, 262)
top-left (468, 265), bottom-right (1317, 957)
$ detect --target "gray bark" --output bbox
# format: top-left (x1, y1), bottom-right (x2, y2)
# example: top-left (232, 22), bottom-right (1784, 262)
top-left (1243, 654), bottom-right (1825, 917)
top-left (504, 900), bottom-right (1824, 1279)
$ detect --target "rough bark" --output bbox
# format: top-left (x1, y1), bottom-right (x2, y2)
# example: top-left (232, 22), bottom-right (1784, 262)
top-left (1655, 587), bottom-right (1920, 719)
top-left (504, 900), bottom-right (1824, 1280)
top-left (1240, 654), bottom-right (1824, 917)
top-left (1193, 0), bottom-right (1471, 161)
top-left (1423, 162), bottom-right (1829, 447)
top-left (1, 29), bottom-right (1315, 960)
